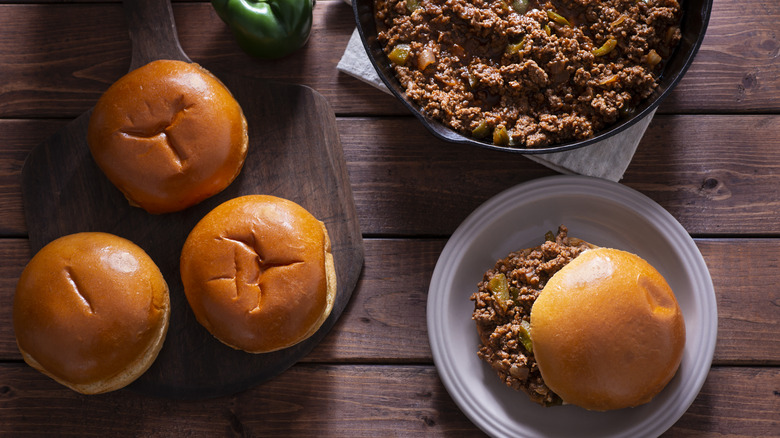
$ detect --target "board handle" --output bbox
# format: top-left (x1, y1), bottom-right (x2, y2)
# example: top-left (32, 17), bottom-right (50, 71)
top-left (123, 0), bottom-right (191, 71)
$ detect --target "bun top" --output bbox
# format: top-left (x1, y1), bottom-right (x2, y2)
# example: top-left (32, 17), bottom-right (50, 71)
top-left (13, 232), bottom-right (170, 394)
top-left (530, 247), bottom-right (685, 411)
top-left (87, 59), bottom-right (248, 214)
top-left (180, 195), bottom-right (337, 353)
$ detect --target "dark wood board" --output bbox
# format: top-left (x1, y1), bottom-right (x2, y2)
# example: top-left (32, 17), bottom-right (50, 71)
top-left (19, 0), bottom-right (363, 398)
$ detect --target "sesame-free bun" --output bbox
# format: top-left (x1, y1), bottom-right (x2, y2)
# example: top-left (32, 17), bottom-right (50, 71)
top-left (87, 59), bottom-right (248, 214)
top-left (530, 247), bottom-right (685, 411)
top-left (180, 195), bottom-right (337, 353)
top-left (13, 232), bottom-right (170, 394)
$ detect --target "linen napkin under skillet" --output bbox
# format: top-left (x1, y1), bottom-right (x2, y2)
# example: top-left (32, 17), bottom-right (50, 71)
top-left (337, 28), bottom-right (655, 182)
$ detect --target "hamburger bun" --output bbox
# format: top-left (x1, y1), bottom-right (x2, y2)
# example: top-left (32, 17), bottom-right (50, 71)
top-left (530, 247), bottom-right (686, 411)
top-left (87, 59), bottom-right (249, 214)
top-left (180, 195), bottom-right (337, 353)
top-left (13, 232), bottom-right (170, 394)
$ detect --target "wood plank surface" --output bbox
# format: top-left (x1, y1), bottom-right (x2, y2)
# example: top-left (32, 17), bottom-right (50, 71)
top-left (3, 115), bottom-right (780, 238)
top-left (1, 0), bottom-right (778, 435)
top-left (2, 238), bottom-right (778, 365)
top-left (0, 363), bottom-right (776, 437)
top-left (0, 0), bottom-right (778, 118)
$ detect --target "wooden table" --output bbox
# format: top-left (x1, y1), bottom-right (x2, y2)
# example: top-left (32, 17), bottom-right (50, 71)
top-left (1, 0), bottom-right (778, 436)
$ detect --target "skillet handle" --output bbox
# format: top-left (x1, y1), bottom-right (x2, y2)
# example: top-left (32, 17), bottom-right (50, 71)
top-left (123, 0), bottom-right (192, 71)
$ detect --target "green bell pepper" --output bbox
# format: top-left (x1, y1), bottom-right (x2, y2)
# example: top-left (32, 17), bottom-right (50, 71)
top-left (212, 0), bottom-right (314, 60)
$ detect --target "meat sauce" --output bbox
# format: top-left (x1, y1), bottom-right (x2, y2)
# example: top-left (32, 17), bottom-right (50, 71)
top-left (470, 226), bottom-right (593, 406)
top-left (375, 0), bottom-right (682, 148)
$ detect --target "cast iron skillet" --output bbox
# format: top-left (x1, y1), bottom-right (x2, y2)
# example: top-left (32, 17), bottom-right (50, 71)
top-left (353, 0), bottom-right (713, 154)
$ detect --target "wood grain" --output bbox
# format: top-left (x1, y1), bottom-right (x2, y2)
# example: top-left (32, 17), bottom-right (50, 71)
top-left (2, 238), bottom-right (778, 365)
top-left (0, 0), bottom-right (778, 118)
top-left (1, 0), bottom-right (778, 435)
top-left (661, 0), bottom-right (780, 113)
top-left (3, 115), bottom-right (780, 238)
top-left (0, 363), bottom-right (776, 437)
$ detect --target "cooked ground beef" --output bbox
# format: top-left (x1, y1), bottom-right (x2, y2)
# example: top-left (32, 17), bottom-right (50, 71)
top-left (375, 0), bottom-right (682, 148)
top-left (470, 226), bottom-right (593, 406)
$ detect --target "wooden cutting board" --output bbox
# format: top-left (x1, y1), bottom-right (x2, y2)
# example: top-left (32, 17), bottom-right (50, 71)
top-left (20, 0), bottom-right (363, 399)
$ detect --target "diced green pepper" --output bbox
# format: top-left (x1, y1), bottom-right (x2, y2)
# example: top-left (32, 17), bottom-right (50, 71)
top-left (519, 319), bottom-right (533, 353)
top-left (593, 38), bottom-right (618, 57)
top-left (546, 10), bottom-right (570, 26)
top-left (472, 121), bottom-right (490, 138)
top-left (388, 44), bottom-right (411, 66)
top-left (493, 125), bottom-right (510, 146)
top-left (488, 273), bottom-right (510, 308)
top-left (505, 36), bottom-right (527, 55)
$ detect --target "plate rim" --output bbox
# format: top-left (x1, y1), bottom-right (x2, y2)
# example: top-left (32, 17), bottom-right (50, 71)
top-left (427, 175), bottom-right (718, 438)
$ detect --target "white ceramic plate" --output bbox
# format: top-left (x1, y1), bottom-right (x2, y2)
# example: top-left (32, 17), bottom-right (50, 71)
top-left (427, 175), bottom-right (717, 438)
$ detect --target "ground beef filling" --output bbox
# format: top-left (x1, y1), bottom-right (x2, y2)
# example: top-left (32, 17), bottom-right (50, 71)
top-left (375, 0), bottom-right (682, 148)
top-left (470, 226), bottom-right (593, 406)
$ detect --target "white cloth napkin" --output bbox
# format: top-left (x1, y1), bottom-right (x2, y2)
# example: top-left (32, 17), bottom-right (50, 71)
top-left (337, 28), bottom-right (653, 181)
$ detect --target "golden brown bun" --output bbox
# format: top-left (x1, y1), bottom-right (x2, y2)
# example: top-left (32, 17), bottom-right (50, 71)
top-left (13, 232), bottom-right (170, 394)
top-left (87, 59), bottom-right (248, 214)
top-left (180, 195), bottom-right (337, 353)
top-left (530, 247), bottom-right (685, 411)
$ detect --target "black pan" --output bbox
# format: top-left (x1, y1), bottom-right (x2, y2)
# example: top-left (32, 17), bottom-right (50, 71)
top-left (353, 0), bottom-right (712, 154)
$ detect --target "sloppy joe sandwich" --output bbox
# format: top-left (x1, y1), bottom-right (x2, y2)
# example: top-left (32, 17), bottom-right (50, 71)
top-left (180, 195), bottom-right (337, 353)
top-left (87, 59), bottom-right (249, 214)
top-left (13, 232), bottom-right (170, 394)
top-left (471, 226), bottom-right (685, 410)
